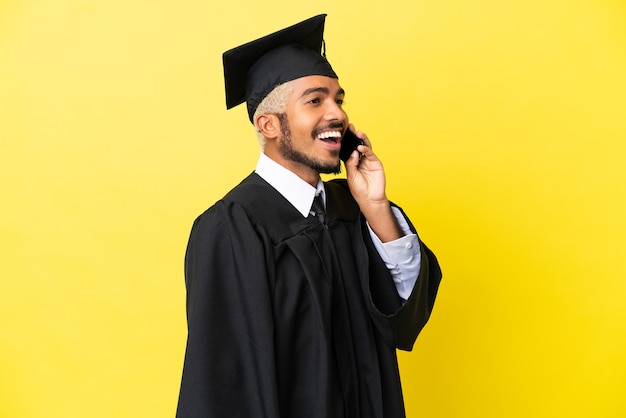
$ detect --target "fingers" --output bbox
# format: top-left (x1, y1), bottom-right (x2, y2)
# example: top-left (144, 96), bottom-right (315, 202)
top-left (344, 147), bottom-right (361, 171)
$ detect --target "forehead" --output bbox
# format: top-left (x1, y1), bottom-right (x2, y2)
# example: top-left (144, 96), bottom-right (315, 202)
top-left (289, 75), bottom-right (344, 96)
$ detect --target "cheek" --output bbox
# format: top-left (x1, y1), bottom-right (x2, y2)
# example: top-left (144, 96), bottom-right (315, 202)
top-left (288, 115), bottom-right (318, 137)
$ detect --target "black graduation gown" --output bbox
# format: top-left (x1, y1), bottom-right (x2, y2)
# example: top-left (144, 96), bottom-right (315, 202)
top-left (176, 173), bottom-right (441, 418)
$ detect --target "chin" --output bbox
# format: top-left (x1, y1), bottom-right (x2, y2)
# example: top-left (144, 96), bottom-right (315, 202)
top-left (319, 160), bottom-right (342, 175)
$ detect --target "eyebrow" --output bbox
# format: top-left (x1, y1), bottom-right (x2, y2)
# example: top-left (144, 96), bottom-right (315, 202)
top-left (299, 87), bottom-right (346, 99)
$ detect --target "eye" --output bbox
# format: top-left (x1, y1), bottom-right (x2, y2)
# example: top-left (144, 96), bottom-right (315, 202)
top-left (307, 97), bottom-right (321, 105)
top-left (336, 98), bottom-right (345, 106)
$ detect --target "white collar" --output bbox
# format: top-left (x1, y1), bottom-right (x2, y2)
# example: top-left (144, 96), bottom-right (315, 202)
top-left (255, 153), bottom-right (325, 218)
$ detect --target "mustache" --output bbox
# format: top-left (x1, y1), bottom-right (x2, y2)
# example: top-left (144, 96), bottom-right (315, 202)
top-left (311, 121), bottom-right (345, 138)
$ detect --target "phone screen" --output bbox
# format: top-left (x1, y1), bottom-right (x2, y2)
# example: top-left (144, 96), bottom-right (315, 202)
top-left (339, 130), bottom-right (364, 162)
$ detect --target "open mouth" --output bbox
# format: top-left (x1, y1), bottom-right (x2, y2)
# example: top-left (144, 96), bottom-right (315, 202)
top-left (316, 130), bottom-right (342, 144)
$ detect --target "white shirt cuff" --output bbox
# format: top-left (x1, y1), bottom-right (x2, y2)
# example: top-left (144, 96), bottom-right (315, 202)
top-left (367, 207), bottom-right (421, 301)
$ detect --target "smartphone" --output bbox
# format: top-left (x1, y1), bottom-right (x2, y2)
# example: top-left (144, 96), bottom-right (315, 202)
top-left (339, 129), bottom-right (364, 162)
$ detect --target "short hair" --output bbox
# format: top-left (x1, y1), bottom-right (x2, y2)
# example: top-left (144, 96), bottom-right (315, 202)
top-left (252, 81), bottom-right (294, 150)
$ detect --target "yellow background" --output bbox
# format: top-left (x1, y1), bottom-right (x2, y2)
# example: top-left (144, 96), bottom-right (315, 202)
top-left (1, 1), bottom-right (625, 417)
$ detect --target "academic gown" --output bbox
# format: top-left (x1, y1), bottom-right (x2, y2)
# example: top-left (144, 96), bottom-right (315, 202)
top-left (176, 173), bottom-right (441, 418)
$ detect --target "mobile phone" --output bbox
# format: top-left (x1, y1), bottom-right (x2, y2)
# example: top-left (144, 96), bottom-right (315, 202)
top-left (339, 129), bottom-right (364, 162)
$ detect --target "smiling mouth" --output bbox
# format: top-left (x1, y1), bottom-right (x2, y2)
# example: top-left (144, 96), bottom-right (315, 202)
top-left (316, 130), bottom-right (342, 144)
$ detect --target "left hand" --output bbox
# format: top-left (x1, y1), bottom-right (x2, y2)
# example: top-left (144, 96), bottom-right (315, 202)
top-left (344, 124), bottom-right (388, 206)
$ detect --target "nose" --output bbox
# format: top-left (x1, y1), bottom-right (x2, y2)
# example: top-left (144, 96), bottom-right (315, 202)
top-left (324, 100), bottom-right (348, 124)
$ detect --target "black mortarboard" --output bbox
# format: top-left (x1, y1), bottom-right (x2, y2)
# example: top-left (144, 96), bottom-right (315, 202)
top-left (223, 14), bottom-right (338, 123)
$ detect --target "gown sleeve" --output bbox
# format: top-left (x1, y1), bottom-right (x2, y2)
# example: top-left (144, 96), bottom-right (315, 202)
top-left (391, 240), bottom-right (441, 350)
top-left (362, 204), bottom-right (442, 351)
top-left (176, 202), bottom-right (280, 418)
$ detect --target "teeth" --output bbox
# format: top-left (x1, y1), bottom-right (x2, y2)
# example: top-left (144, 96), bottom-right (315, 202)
top-left (317, 131), bottom-right (342, 140)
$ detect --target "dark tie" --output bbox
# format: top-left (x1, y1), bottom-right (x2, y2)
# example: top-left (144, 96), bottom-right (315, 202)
top-left (310, 193), bottom-right (326, 224)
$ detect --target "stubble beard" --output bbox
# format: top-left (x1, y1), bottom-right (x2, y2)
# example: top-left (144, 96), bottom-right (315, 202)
top-left (277, 113), bottom-right (342, 175)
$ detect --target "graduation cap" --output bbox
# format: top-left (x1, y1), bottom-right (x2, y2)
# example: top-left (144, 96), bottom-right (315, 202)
top-left (223, 14), bottom-right (338, 123)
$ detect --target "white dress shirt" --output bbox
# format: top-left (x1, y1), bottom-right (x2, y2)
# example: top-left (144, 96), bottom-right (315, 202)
top-left (255, 153), bottom-right (420, 300)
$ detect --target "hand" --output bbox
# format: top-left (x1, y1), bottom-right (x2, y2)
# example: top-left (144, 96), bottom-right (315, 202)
top-left (344, 125), bottom-right (387, 205)
top-left (344, 125), bottom-right (403, 242)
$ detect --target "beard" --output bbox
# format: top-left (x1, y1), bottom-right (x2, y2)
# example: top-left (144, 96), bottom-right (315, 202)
top-left (277, 113), bottom-right (342, 175)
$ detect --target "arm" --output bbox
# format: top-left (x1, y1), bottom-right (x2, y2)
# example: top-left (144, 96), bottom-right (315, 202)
top-left (343, 125), bottom-right (402, 242)
top-left (177, 203), bottom-right (279, 418)
top-left (361, 207), bottom-right (442, 351)
top-left (345, 126), bottom-right (420, 299)
top-left (345, 126), bottom-right (442, 348)
top-left (367, 206), bottom-right (421, 300)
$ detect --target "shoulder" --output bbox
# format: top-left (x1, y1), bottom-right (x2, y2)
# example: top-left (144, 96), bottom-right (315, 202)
top-left (192, 173), bottom-right (309, 243)
top-left (191, 173), bottom-right (271, 226)
top-left (222, 173), bottom-right (269, 204)
top-left (187, 175), bottom-right (262, 237)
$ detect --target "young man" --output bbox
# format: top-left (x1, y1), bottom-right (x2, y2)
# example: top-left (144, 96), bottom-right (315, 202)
top-left (176, 14), bottom-right (442, 418)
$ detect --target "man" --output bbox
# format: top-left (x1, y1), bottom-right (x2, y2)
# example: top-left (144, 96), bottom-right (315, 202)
top-left (176, 14), bottom-right (441, 418)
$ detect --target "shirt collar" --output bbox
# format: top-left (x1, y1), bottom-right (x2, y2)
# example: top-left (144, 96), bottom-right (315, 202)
top-left (255, 153), bottom-right (325, 218)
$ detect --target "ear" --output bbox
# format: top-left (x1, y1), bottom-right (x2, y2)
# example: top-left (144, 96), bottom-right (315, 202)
top-left (255, 114), bottom-right (280, 140)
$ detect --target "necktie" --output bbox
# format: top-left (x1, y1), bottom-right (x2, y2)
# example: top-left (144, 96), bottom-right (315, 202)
top-left (310, 193), bottom-right (326, 224)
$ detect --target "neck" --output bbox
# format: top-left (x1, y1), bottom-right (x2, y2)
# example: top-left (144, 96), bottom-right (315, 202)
top-left (263, 150), bottom-right (320, 187)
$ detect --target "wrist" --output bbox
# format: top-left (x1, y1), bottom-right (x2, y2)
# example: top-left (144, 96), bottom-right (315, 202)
top-left (360, 200), bottom-right (403, 242)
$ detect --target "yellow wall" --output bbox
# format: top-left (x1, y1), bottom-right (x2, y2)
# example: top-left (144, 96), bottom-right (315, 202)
top-left (1, 1), bottom-right (625, 417)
